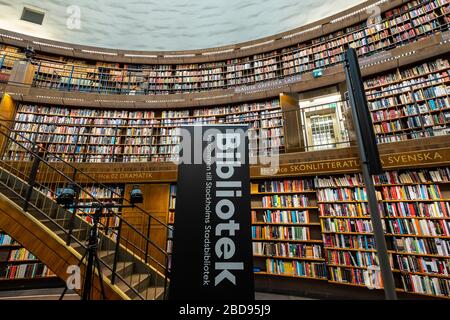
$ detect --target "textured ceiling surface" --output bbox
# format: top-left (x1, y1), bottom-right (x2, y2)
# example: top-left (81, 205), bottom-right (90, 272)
top-left (0, 0), bottom-right (365, 51)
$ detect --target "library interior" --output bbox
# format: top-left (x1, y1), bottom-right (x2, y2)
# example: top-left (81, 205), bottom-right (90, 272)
top-left (0, 0), bottom-right (450, 301)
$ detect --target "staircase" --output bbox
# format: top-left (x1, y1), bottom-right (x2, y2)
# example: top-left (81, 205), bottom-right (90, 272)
top-left (0, 123), bottom-right (170, 300)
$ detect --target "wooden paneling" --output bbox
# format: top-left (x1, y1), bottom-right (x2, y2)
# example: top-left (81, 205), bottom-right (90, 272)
top-left (0, 93), bottom-right (15, 122)
top-left (8, 61), bottom-right (35, 86)
top-left (0, 93), bottom-right (16, 157)
top-left (2, 136), bottom-right (449, 184)
top-left (121, 184), bottom-right (170, 272)
top-left (280, 93), bottom-right (304, 153)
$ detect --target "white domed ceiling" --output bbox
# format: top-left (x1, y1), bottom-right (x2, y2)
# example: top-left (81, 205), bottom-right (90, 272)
top-left (0, 0), bottom-right (365, 51)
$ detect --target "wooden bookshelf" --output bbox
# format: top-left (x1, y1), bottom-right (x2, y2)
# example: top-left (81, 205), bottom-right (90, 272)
top-left (253, 254), bottom-right (325, 262)
top-left (0, 230), bottom-right (57, 284)
top-left (318, 168), bottom-right (450, 297)
top-left (254, 271), bottom-right (328, 281)
top-left (251, 178), bottom-right (326, 280)
top-left (6, 100), bottom-right (283, 162)
top-left (0, 0), bottom-right (447, 96)
top-left (0, 45), bottom-right (24, 81)
top-left (364, 57), bottom-right (450, 143)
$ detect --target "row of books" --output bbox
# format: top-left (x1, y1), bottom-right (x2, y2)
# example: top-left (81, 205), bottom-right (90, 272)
top-left (314, 175), bottom-right (363, 188)
top-left (0, 234), bottom-right (16, 246)
top-left (264, 259), bottom-right (327, 278)
top-left (382, 201), bottom-right (450, 218)
top-left (250, 176), bottom-right (323, 279)
top-left (261, 195), bottom-right (310, 208)
top-left (321, 218), bottom-right (374, 234)
top-left (328, 266), bottom-right (383, 288)
top-left (8, 248), bottom-right (36, 262)
top-left (385, 219), bottom-right (450, 237)
top-left (392, 237), bottom-right (450, 256)
top-left (317, 188), bottom-right (367, 202)
top-left (17, 105), bottom-right (133, 119)
top-left (374, 168), bottom-right (450, 184)
top-left (395, 255), bottom-right (450, 275)
top-left (255, 179), bottom-right (314, 193)
top-left (323, 234), bottom-right (376, 251)
top-left (252, 210), bottom-right (310, 224)
top-left (251, 226), bottom-right (311, 241)
top-left (16, 102), bottom-right (281, 123)
top-left (1, 263), bottom-right (53, 280)
top-left (77, 186), bottom-right (123, 200)
top-left (254, 127), bottom-right (284, 139)
top-left (375, 130), bottom-right (442, 143)
top-left (252, 242), bottom-right (322, 259)
top-left (291, 0), bottom-right (446, 64)
top-left (401, 274), bottom-right (450, 296)
top-left (371, 101), bottom-right (450, 123)
top-left (364, 57), bottom-right (450, 140)
top-left (378, 185), bottom-right (443, 200)
top-left (319, 203), bottom-right (370, 217)
top-left (326, 250), bottom-right (379, 268)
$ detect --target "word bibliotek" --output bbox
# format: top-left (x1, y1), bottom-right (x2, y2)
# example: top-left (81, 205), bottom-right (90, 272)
top-left (169, 125), bottom-right (254, 300)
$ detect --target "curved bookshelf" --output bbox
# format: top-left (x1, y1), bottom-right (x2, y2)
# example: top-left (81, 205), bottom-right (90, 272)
top-left (1, 0), bottom-right (449, 96)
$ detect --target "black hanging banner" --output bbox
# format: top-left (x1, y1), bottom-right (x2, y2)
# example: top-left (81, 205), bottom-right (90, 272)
top-left (169, 125), bottom-right (255, 300)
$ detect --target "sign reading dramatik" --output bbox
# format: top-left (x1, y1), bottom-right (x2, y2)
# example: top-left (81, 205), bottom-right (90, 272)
top-left (169, 125), bottom-right (254, 300)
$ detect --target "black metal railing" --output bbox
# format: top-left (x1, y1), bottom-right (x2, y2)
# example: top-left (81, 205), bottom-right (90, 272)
top-left (0, 122), bottom-right (171, 299)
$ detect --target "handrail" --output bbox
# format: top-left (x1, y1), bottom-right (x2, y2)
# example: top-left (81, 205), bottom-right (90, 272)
top-left (0, 121), bottom-right (170, 260)
top-left (1, 121), bottom-right (170, 231)
top-left (0, 169), bottom-right (148, 299)
top-left (0, 122), bottom-right (171, 299)
top-left (10, 0), bottom-right (447, 72)
top-left (10, 71), bottom-right (450, 129)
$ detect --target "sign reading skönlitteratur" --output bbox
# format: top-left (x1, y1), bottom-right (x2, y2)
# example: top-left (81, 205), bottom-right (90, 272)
top-left (169, 125), bottom-right (254, 300)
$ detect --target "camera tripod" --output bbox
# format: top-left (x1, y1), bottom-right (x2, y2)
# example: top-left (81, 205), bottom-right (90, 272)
top-left (60, 208), bottom-right (106, 300)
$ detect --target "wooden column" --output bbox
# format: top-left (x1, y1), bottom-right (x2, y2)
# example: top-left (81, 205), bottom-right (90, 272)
top-left (0, 93), bottom-right (16, 156)
top-left (121, 183), bottom-right (170, 272)
top-left (8, 60), bottom-right (35, 87)
top-left (280, 92), bottom-right (304, 152)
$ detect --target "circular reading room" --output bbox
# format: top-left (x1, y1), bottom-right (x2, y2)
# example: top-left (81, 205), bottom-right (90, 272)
top-left (0, 0), bottom-right (449, 302)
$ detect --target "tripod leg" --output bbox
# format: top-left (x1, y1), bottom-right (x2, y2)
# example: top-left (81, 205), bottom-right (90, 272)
top-left (59, 287), bottom-right (68, 301)
top-left (82, 246), bottom-right (95, 300)
top-left (94, 253), bottom-right (107, 300)
top-left (59, 248), bottom-right (89, 300)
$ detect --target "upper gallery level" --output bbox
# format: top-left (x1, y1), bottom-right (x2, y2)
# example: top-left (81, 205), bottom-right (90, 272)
top-left (1, 0), bottom-right (449, 97)
top-left (0, 0), bottom-right (367, 51)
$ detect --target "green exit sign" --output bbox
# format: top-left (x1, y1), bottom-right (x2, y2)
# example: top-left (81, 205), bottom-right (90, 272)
top-left (313, 69), bottom-right (323, 78)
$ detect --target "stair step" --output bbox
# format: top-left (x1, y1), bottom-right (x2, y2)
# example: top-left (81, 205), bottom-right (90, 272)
top-left (135, 286), bottom-right (165, 300)
top-left (69, 241), bottom-right (84, 251)
top-left (0, 168), bottom-right (168, 301)
top-left (117, 273), bottom-right (151, 298)
top-left (54, 228), bottom-right (85, 237)
top-left (41, 218), bottom-right (72, 228)
top-left (98, 250), bottom-right (115, 259)
top-left (103, 261), bottom-right (134, 279)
